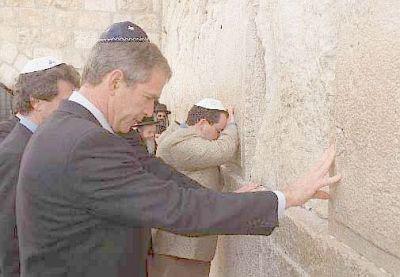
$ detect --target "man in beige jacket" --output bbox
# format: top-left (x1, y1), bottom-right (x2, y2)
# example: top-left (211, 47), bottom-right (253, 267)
top-left (150, 98), bottom-right (242, 277)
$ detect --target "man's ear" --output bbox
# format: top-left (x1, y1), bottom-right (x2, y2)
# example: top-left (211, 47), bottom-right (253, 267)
top-left (107, 69), bottom-right (124, 95)
top-left (197, 118), bottom-right (208, 127)
top-left (30, 96), bottom-right (41, 111)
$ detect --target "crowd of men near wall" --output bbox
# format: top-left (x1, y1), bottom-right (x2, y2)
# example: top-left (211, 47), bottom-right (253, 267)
top-left (0, 21), bottom-right (340, 277)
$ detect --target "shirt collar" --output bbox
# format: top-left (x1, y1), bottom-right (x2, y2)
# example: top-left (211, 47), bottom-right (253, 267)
top-left (69, 91), bottom-right (114, 134)
top-left (17, 115), bottom-right (37, 133)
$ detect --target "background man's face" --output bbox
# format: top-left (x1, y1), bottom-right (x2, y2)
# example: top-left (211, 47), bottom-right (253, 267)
top-left (36, 80), bottom-right (75, 120)
top-left (156, 111), bottom-right (167, 121)
top-left (201, 113), bottom-right (228, 140)
top-left (109, 68), bottom-right (168, 133)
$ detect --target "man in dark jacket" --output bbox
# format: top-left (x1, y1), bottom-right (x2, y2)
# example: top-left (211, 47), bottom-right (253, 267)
top-left (0, 57), bottom-right (80, 277)
top-left (0, 117), bottom-right (18, 144)
top-left (16, 22), bottom-right (340, 277)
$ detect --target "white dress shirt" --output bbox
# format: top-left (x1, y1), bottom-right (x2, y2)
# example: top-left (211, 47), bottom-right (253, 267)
top-left (69, 91), bottom-right (114, 134)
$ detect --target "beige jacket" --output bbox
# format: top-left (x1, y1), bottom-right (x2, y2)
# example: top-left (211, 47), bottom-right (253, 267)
top-left (152, 122), bottom-right (239, 261)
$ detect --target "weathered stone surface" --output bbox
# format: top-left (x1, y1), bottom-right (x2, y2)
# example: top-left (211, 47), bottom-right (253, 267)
top-left (41, 29), bottom-right (73, 49)
top-left (117, 0), bottom-right (148, 12)
top-left (4, 0), bottom-right (34, 7)
top-left (114, 13), bottom-right (159, 32)
top-left (73, 31), bottom-right (99, 49)
top-left (331, 0), bottom-right (400, 275)
top-left (152, 0), bottom-right (161, 14)
top-left (0, 26), bottom-right (18, 44)
top-left (0, 41), bottom-right (18, 64)
top-left (33, 47), bottom-right (62, 59)
top-left (17, 8), bottom-right (43, 26)
top-left (13, 53), bottom-right (29, 71)
top-left (35, 0), bottom-right (82, 9)
top-left (17, 27), bottom-right (41, 46)
top-left (75, 11), bottom-right (111, 30)
top-left (0, 7), bottom-right (18, 26)
top-left (62, 48), bottom-right (86, 69)
top-left (0, 1), bottom-right (162, 86)
top-left (84, 0), bottom-right (115, 12)
top-left (42, 10), bottom-right (76, 29)
top-left (160, 0), bottom-right (399, 276)
top-left (0, 63), bottom-right (19, 87)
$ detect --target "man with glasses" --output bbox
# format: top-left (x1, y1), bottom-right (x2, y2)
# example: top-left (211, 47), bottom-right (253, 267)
top-left (150, 98), bottom-right (242, 276)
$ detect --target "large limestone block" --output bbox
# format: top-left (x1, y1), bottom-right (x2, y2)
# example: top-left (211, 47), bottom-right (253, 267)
top-left (331, 0), bottom-right (400, 275)
top-left (250, 0), bottom-right (337, 218)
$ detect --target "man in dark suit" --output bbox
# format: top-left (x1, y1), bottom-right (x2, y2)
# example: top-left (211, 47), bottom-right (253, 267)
top-left (16, 22), bottom-right (340, 277)
top-left (0, 57), bottom-right (80, 277)
top-left (0, 117), bottom-right (18, 144)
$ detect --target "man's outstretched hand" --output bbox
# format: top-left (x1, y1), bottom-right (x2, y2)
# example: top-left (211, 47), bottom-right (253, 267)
top-left (282, 144), bottom-right (341, 208)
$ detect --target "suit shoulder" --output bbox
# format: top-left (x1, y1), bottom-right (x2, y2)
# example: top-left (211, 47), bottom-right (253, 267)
top-left (0, 124), bottom-right (31, 153)
top-left (70, 125), bottom-right (129, 153)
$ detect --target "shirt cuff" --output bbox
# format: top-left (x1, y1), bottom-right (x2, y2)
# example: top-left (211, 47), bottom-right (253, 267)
top-left (273, 190), bottom-right (286, 219)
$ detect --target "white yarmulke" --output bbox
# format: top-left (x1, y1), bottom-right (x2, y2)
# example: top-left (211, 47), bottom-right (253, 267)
top-left (195, 98), bottom-right (226, 111)
top-left (20, 56), bottom-right (63, 74)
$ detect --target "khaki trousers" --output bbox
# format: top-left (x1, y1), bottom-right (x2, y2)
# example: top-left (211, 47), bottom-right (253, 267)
top-left (147, 253), bottom-right (211, 277)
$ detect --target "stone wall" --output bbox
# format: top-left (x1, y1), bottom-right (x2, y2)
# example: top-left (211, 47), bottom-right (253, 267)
top-left (0, 0), bottom-right (162, 87)
top-left (160, 0), bottom-right (399, 276)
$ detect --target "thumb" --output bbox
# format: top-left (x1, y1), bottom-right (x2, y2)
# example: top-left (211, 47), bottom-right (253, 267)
top-left (312, 190), bottom-right (330, 200)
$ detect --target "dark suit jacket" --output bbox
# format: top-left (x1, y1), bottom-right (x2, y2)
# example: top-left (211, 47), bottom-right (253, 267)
top-left (0, 123), bottom-right (32, 277)
top-left (0, 117), bottom-right (18, 144)
top-left (16, 100), bottom-right (279, 277)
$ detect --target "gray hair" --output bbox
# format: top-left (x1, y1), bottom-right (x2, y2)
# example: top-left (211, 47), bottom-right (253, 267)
top-left (82, 42), bottom-right (172, 86)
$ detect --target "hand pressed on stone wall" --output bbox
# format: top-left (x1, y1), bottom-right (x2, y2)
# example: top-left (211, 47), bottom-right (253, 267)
top-left (282, 144), bottom-right (341, 208)
top-left (234, 183), bottom-right (266, 193)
